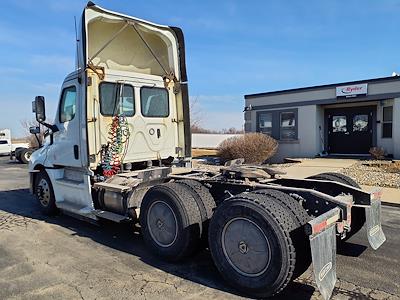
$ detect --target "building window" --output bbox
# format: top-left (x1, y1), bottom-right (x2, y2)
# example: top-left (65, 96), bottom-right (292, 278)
top-left (280, 111), bottom-right (296, 140)
top-left (382, 106), bottom-right (393, 138)
top-left (59, 86), bottom-right (77, 123)
top-left (258, 112), bottom-right (272, 135)
top-left (257, 109), bottom-right (298, 141)
top-left (353, 115), bottom-right (368, 132)
top-left (332, 115), bottom-right (347, 132)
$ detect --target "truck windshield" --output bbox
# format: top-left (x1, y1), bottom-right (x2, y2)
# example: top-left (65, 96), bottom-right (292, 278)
top-left (99, 82), bottom-right (135, 117)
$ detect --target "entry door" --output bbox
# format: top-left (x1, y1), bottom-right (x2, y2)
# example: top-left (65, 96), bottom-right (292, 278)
top-left (46, 80), bottom-right (83, 167)
top-left (327, 106), bottom-right (374, 154)
top-left (134, 85), bottom-right (178, 160)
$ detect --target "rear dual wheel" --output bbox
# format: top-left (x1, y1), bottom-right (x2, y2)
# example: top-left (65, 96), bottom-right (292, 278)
top-left (208, 191), bottom-right (303, 298)
top-left (252, 189), bottom-right (311, 278)
top-left (20, 149), bottom-right (33, 164)
top-left (141, 184), bottom-right (309, 298)
top-left (15, 148), bottom-right (33, 164)
top-left (140, 181), bottom-right (215, 261)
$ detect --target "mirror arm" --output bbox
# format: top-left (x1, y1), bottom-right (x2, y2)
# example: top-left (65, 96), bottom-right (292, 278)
top-left (39, 121), bottom-right (59, 133)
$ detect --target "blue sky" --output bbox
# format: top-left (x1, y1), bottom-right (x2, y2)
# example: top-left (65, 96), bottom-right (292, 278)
top-left (1, 0), bottom-right (400, 136)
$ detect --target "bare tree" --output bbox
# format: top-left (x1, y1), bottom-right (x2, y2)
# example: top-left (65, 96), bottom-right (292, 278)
top-left (190, 96), bottom-right (245, 134)
top-left (20, 119), bottom-right (44, 148)
top-left (189, 96), bottom-right (203, 129)
top-left (221, 127), bottom-right (244, 134)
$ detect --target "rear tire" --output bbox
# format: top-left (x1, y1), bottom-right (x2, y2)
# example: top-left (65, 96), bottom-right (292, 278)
top-left (252, 189), bottom-right (311, 278)
top-left (34, 170), bottom-right (58, 215)
top-left (308, 172), bottom-right (360, 188)
top-left (140, 182), bottom-right (202, 261)
top-left (20, 148), bottom-right (33, 164)
top-left (208, 192), bottom-right (296, 298)
top-left (175, 179), bottom-right (216, 244)
top-left (307, 172), bottom-right (365, 240)
top-left (15, 148), bottom-right (23, 163)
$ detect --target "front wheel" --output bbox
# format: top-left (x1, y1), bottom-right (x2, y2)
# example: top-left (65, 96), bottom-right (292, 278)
top-left (34, 171), bottom-right (58, 215)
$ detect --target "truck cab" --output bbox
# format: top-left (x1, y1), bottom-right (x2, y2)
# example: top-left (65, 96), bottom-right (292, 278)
top-left (0, 128), bottom-right (31, 162)
top-left (0, 129), bottom-right (12, 155)
top-left (29, 2), bottom-right (191, 215)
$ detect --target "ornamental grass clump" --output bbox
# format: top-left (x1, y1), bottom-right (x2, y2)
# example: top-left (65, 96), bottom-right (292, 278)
top-left (218, 132), bottom-right (278, 164)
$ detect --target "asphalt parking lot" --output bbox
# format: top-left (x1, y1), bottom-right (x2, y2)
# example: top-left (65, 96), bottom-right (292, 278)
top-left (0, 156), bottom-right (399, 300)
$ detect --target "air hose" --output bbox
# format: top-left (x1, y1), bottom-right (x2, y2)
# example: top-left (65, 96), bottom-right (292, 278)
top-left (101, 115), bottom-right (130, 177)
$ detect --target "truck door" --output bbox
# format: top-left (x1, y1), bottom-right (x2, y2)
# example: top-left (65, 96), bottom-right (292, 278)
top-left (46, 79), bottom-right (84, 167)
top-left (44, 78), bottom-right (93, 214)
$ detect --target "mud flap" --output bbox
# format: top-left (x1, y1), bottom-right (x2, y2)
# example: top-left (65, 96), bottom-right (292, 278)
top-left (365, 199), bottom-right (386, 250)
top-left (306, 208), bottom-right (340, 300)
top-left (310, 225), bottom-right (336, 300)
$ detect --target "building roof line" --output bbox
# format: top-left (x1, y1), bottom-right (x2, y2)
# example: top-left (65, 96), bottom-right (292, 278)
top-left (244, 75), bottom-right (400, 99)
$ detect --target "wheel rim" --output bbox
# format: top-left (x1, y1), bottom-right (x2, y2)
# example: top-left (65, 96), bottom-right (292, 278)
top-left (147, 200), bottom-right (178, 247)
top-left (222, 217), bottom-right (271, 277)
top-left (24, 151), bottom-right (31, 161)
top-left (37, 178), bottom-right (51, 207)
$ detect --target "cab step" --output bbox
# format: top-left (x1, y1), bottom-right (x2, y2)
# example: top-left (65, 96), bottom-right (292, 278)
top-left (93, 210), bottom-right (130, 223)
top-left (56, 201), bottom-right (93, 215)
top-left (56, 201), bottom-right (98, 223)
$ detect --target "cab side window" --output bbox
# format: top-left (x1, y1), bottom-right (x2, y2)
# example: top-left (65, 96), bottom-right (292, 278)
top-left (59, 86), bottom-right (77, 123)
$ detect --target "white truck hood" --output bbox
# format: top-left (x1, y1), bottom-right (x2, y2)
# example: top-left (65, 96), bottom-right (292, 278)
top-left (77, 2), bottom-right (183, 81)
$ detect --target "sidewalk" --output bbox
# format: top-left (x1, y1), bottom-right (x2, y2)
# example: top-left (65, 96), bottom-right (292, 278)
top-left (280, 158), bottom-right (400, 206)
top-left (282, 158), bottom-right (357, 179)
top-left (361, 185), bottom-right (400, 206)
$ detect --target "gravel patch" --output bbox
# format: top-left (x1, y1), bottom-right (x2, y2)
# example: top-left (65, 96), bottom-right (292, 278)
top-left (341, 160), bottom-right (400, 188)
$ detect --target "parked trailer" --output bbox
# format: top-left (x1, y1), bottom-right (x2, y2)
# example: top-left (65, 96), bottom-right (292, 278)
top-left (29, 3), bottom-right (385, 299)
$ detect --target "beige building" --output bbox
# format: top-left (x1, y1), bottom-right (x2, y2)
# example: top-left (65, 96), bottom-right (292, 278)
top-left (244, 76), bottom-right (400, 161)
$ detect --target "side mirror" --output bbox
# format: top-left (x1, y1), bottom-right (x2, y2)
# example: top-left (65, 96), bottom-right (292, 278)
top-left (29, 126), bottom-right (40, 134)
top-left (34, 96), bottom-right (46, 123)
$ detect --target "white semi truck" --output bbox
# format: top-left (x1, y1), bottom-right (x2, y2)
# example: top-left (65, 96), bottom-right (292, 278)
top-left (0, 128), bottom-right (32, 163)
top-left (29, 3), bottom-right (386, 299)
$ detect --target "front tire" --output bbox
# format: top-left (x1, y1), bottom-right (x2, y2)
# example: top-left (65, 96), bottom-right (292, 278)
top-left (208, 192), bottom-right (296, 298)
top-left (34, 170), bottom-right (58, 215)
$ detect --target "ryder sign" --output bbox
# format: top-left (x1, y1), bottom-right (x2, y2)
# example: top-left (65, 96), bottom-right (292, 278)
top-left (336, 83), bottom-right (368, 97)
